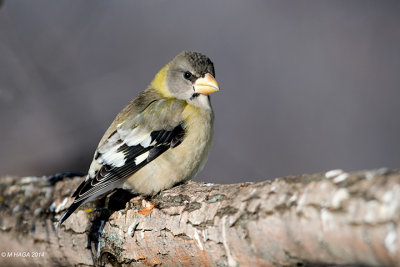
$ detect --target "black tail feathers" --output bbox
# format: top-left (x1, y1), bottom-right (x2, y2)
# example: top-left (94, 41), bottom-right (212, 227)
top-left (56, 199), bottom-right (85, 229)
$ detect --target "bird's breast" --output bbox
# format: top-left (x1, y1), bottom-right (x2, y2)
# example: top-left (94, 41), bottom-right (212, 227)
top-left (123, 106), bottom-right (214, 195)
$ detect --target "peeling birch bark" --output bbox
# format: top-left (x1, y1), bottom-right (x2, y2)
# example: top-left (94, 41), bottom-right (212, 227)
top-left (0, 169), bottom-right (400, 266)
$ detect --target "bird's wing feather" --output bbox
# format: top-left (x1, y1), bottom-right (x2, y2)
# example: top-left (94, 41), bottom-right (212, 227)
top-left (74, 124), bottom-right (185, 202)
top-left (58, 100), bottom-right (187, 226)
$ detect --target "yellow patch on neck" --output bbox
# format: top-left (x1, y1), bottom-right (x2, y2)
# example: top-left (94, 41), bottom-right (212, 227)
top-left (150, 64), bottom-right (172, 98)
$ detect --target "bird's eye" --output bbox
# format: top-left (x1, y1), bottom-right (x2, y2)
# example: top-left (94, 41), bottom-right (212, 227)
top-left (183, 71), bottom-right (192, 80)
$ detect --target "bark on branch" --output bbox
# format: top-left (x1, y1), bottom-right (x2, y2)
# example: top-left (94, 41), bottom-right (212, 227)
top-left (1, 169), bottom-right (400, 267)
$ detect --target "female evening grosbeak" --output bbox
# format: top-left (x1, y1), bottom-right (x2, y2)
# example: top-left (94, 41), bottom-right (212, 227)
top-left (58, 51), bottom-right (219, 225)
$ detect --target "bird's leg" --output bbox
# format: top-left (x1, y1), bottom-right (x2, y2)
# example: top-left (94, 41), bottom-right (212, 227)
top-left (87, 189), bottom-right (137, 249)
top-left (87, 208), bottom-right (110, 250)
top-left (107, 189), bottom-right (137, 211)
top-left (47, 172), bottom-right (86, 185)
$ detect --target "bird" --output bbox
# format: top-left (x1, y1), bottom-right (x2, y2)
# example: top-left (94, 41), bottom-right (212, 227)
top-left (57, 51), bottom-right (219, 226)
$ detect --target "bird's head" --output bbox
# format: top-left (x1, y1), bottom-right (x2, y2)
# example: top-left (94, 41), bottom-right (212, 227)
top-left (151, 51), bottom-right (219, 109)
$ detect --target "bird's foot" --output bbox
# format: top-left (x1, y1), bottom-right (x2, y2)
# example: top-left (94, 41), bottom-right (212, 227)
top-left (138, 199), bottom-right (155, 215)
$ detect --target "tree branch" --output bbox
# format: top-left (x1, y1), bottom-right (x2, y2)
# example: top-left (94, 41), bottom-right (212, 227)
top-left (1, 169), bottom-right (400, 266)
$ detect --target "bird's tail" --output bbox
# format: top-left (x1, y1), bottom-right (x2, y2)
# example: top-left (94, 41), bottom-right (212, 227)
top-left (56, 198), bottom-right (86, 229)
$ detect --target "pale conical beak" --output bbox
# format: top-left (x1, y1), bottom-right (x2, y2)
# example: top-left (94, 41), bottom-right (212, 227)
top-left (194, 73), bottom-right (219, 95)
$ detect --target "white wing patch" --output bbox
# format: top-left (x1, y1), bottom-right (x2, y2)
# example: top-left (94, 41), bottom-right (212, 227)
top-left (140, 135), bottom-right (152, 148)
top-left (96, 133), bottom-right (125, 167)
top-left (94, 123), bottom-right (153, 169)
top-left (134, 151), bottom-right (150, 165)
top-left (98, 149), bottom-right (125, 167)
top-left (97, 132), bottom-right (120, 154)
top-left (122, 127), bottom-right (150, 146)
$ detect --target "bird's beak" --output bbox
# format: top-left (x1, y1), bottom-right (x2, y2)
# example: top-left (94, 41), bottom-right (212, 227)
top-left (194, 73), bottom-right (219, 95)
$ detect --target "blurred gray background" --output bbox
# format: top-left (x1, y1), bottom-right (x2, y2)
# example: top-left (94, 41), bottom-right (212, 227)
top-left (1, 1), bottom-right (399, 184)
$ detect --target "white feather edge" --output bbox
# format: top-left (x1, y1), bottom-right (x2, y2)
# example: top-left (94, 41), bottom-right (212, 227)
top-left (96, 127), bottom-right (152, 168)
top-left (134, 151), bottom-right (150, 165)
